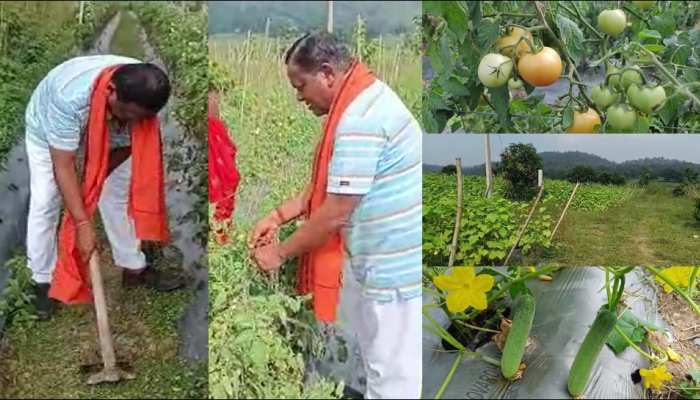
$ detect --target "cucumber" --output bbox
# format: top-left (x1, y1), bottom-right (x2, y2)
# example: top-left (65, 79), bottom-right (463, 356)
top-left (501, 293), bottom-right (536, 380)
top-left (567, 306), bottom-right (618, 397)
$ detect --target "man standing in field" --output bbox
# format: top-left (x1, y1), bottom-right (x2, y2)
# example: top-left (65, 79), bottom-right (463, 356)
top-left (25, 55), bottom-right (181, 320)
top-left (250, 32), bottom-right (422, 399)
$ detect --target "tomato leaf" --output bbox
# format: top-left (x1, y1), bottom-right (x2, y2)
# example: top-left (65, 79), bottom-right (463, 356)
top-left (638, 29), bottom-right (662, 42)
top-left (476, 19), bottom-right (500, 53)
top-left (643, 44), bottom-right (665, 53)
top-left (489, 85), bottom-right (513, 132)
top-left (634, 114), bottom-right (651, 133)
top-left (562, 103), bottom-right (574, 130)
top-left (554, 13), bottom-right (585, 66)
top-left (650, 14), bottom-right (676, 37)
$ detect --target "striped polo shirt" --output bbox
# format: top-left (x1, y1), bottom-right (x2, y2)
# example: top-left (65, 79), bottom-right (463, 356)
top-left (25, 55), bottom-right (141, 152)
top-left (328, 79), bottom-right (422, 302)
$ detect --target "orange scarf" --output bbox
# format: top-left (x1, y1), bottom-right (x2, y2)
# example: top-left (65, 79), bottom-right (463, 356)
top-left (49, 65), bottom-right (170, 304)
top-left (296, 61), bottom-right (376, 322)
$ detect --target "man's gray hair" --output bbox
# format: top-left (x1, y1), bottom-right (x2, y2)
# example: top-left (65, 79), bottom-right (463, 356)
top-left (284, 31), bottom-right (351, 73)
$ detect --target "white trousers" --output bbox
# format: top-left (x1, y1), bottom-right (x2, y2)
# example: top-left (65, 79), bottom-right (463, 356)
top-left (340, 265), bottom-right (423, 399)
top-left (25, 137), bottom-right (146, 284)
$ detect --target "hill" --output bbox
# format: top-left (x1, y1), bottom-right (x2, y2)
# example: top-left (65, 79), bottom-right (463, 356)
top-left (209, 1), bottom-right (419, 36)
top-left (424, 151), bottom-right (700, 181)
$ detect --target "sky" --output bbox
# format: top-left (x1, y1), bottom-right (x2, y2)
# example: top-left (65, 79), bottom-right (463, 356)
top-left (423, 134), bottom-right (700, 167)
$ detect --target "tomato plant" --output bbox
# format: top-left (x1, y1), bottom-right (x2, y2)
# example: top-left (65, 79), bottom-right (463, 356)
top-left (423, 1), bottom-right (700, 133)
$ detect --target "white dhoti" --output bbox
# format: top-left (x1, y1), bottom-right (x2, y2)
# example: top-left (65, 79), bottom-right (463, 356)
top-left (341, 264), bottom-right (423, 399)
top-left (25, 136), bottom-right (146, 284)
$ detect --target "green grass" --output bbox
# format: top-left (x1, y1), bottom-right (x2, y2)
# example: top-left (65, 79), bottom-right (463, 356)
top-left (109, 11), bottom-right (145, 60)
top-left (531, 183), bottom-right (700, 266)
top-left (208, 33), bottom-right (420, 397)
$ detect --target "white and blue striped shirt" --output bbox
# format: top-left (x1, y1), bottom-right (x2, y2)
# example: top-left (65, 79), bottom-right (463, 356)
top-left (25, 55), bottom-right (141, 152)
top-left (328, 80), bottom-right (422, 302)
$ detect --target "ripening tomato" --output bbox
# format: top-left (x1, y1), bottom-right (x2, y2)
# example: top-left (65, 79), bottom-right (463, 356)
top-left (495, 26), bottom-right (533, 58)
top-left (598, 9), bottom-right (627, 37)
top-left (478, 53), bottom-right (513, 87)
top-left (627, 84), bottom-right (667, 114)
top-left (567, 108), bottom-right (601, 133)
top-left (591, 84), bottom-right (620, 110)
top-left (606, 104), bottom-right (637, 131)
top-left (517, 47), bottom-right (563, 87)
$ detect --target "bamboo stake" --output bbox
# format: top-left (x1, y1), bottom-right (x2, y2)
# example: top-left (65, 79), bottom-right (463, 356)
top-left (550, 182), bottom-right (579, 240)
top-left (503, 183), bottom-right (545, 266)
top-left (448, 158), bottom-right (463, 268)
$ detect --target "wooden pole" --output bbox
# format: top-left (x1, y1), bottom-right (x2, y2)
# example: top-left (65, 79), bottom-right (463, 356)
top-left (485, 134), bottom-right (493, 198)
top-left (550, 182), bottom-right (580, 240)
top-left (326, 1), bottom-right (334, 33)
top-left (503, 183), bottom-right (545, 266)
top-left (79, 1), bottom-right (85, 25)
top-left (264, 17), bottom-right (270, 38)
top-left (448, 158), bottom-right (463, 268)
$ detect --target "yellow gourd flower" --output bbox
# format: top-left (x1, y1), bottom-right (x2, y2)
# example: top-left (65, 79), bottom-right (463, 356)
top-left (433, 267), bottom-right (495, 313)
top-left (666, 348), bottom-right (680, 363)
top-left (639, 364), bottom-right (673, 390)
top-left (655, 266), bottom-right (697, 293)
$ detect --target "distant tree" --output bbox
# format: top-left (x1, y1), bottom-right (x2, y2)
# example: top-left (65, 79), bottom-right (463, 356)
top-left (639, 166), bottom-right (653, 186)
top-left (610, 173), bottom-right (627, 185)
top-left (567, 165), bottom-right (597, 183)
top-left (683, 168), bottom-right (699, 184)
top-left (500, 143), bottom-right (542, 201)
top-left (441, 165), bottom-right (457, 174)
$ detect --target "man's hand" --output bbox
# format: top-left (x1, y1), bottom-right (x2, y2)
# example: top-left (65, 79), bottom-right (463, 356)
top-left (249, 212), bottom-right (282, 249)
top-left (76, 222), bottom-right (97, 263)
top-left (252, 243), bottom-right (285, 272)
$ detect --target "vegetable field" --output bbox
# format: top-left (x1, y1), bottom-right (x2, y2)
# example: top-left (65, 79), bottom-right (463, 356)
top-left (423, 266), bottom-right (700, 399)
top-left (423, 1), bottom-right (700, 133)
top-left (423, 172), bottom-right (700, 266)
top-left (207, 23), bottom-right (420, 397)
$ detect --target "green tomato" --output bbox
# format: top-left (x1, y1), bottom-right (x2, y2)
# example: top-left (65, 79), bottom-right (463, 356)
top-left (632, 1), bottom-right (656, 9)
top-left (620, 66), bottom-right (643, 89)
top-left (606, 104), bottom-right (638, 131)
top-left (606, 63), bottom-right (621, 88)
top-left (591, 84), bottom-right (620, 109)
top-left (627, 84), bottom-right (667, 114)
top-left (508, 78), bottom-right (524, 90)
top-left (478, 53), bottom-right (513, 88)
top-left (598, 9), bottom-right (627, 37)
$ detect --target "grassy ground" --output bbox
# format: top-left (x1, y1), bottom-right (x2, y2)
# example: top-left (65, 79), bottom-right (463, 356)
top-left (207, 33), bottom-right (420, 397)
top-left (528, 183), bottom-right (700, 266)
top-left (0, 10), bottom-right (207, 398)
